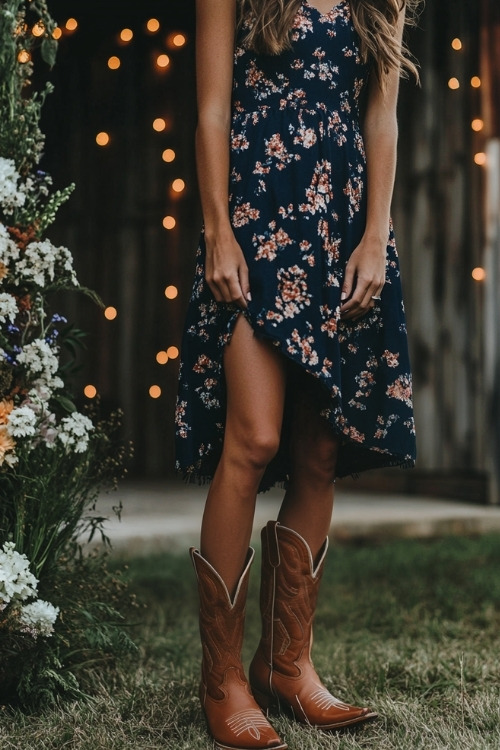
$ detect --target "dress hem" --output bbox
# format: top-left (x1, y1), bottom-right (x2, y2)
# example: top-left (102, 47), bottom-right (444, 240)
top-left (176, 455), bottom-right (416, 494)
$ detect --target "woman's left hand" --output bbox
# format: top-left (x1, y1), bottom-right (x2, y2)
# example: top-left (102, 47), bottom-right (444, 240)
top-left (340, 236), bottom-right (387, 320)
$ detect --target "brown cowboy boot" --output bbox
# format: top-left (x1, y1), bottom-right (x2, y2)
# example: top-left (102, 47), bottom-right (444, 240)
top-left (190, 547), bottom-right (287, 750)
top-left (249, 522), bottom-right (377, 729)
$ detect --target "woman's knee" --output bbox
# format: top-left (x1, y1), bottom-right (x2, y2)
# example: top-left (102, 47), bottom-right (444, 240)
top-left (292, 431), bottom-right (339, 482)
top-left (226, 426), bottom-right (281, 472)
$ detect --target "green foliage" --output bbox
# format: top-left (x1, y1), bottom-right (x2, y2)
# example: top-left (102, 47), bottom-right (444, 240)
top-left (0, 407), bottom-right (132, 579)
top-left (21, 181), bottom-right (76, 237)
top-left (1, 552), bottom-right (137, 708)
top-left (0, 0), bottom-right (57, 175)
top-left (0, 0), bottom-right (135, 708)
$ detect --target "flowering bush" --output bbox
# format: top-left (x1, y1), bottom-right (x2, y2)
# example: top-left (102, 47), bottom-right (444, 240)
top-left (0, 153), bottom-right (93, 469)
top-left (0, 1), bottom-right (134, 706)
top-left (0, 542), bottom-right (59, 638)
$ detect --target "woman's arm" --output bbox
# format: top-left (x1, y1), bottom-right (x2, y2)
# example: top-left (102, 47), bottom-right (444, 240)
top-left (340, 9), bottom-right (405, 321)
top-left (195, 0), bottom-right (250, 309)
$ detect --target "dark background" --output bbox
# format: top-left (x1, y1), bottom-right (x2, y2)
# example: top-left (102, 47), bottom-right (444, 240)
top-left (40, 0), bottom-right (198, 475)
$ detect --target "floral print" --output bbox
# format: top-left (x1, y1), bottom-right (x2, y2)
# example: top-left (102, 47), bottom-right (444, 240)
top-left (175, 1), bottom-right (416, 488)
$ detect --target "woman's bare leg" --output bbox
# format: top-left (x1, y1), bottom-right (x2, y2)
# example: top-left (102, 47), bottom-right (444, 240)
top-left (201, 315), bottom-right (287, 595)
top-left (278, 386), bottom-right (340, 561)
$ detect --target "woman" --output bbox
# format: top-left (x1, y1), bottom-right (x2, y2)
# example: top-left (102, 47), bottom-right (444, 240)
top-left (176, 1), bottom-right (420, 748)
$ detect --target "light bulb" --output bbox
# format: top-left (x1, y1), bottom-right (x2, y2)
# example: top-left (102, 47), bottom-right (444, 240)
top-left (104, 306), bottom-right (117, 320)
top-left (165, 285), bottom-right (178, 299)
top-left (172, 178), bottom-right (185, 193)
top-left (96, 131), bottom-right (110, 146)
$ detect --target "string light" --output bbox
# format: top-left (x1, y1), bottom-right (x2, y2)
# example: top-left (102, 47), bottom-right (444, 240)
top-left (32, 22), bottom-right (45, 37)
top-left (471, 267), bottom-right (486, 282)
top-left (471, 119), bottom-right (484, 132)
top-left (17, 50), bottom-right (31, 63)
top-left (167, 32), bottom-right (187, 49)
top-left (104, 306), bottom-right (117, 320)
top-left (153, 117), bottom-right (167, 132)
top-left (156, 351), bottom-right (169, 364)
top-left (451, 38), bottom-right (462, 51)
top-left (172, 178), bottom-right (185, 193)
top-left (156, 54), bottom-right (170, 69)
top-left (162, 148), bottom-right (176, 162)
top-left (470, 76), bottom-right (481, 88)
top-left (57, 17), bottom-right (202, 401)
top-left (173, 34), bottom-right (186, 47)
top-left (96, 131), bottom-right (110, 146)
top-left (120, 28), bottom-right (133, 43)
top-left (165, 285), bottom-right (178, 299)
top-left (163, 216), bottom-right (176, 230)
top-left (147, 18), bottom-right (160, 33)
top-left (474, 152), bottom-right (487, 166)
top-left (448, 77), bottom-right (460, 90)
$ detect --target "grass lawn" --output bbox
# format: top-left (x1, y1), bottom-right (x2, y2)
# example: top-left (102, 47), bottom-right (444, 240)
top-left (1, 533), bottom-right (499, 749)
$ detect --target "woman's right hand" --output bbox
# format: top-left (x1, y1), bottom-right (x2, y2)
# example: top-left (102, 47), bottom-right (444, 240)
top-left (195, 0), bottom-right (248, 310)
top-left (205, 229), bottom-right (250, 309)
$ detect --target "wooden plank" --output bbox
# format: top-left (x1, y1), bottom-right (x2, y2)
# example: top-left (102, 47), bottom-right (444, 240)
top-left (481, 0), bottom-right (500, 137)
top-left (483, 139), bottom-right (500, 503)
top-left (392, 0), bottom-right (482, 481)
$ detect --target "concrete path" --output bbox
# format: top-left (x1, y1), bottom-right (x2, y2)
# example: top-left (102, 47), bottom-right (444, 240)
top-left (93, 480), bottom-right (500, 556)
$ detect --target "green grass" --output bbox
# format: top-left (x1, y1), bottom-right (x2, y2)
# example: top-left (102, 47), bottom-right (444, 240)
top-left (1, 534), bottom-right (500, 749)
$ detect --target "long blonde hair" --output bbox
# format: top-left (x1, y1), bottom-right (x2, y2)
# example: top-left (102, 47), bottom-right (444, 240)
top-left (238, 0), bottom-right (423, 87)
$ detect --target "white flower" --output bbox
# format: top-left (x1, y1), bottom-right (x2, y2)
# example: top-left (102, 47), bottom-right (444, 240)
top-left (28, 383), bottom-right (52, 401)
top-left (57, 412), bottom-right (94, 453)
top-left (27, 383), bottom-right (53, 405)
top-left (0, 222), bottom-right (19, 275)
top-left (18, 339), bottom-right (59, 377)
top-left (0, 157), bottom-right (26, 215)
top-left (57, 245), bottom-right (78, 284)
top-left (24, 389), bottom-right (59, 447)
top-left (15, 240), bottom-right (57, 286)
top-left (6, 404), bottom-right (38, 438)
top-left (33, 375), bottom-right (64, 394)
top-left (19, 598), bottom-right (60, 637)
top-left (2, 451), bottom-right (18, 467)
top-left (0, 542), bottom-right (39, 605)
top-left (14, 238), bottom-right (78, 287)
top-left (17, 339), bottom-right (61, 394)
top-left (0, 292), bottom-right (18, 323)
top-left (16, 339), bottom-right (63, 395)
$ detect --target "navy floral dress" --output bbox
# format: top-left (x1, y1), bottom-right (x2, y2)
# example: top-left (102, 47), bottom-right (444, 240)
top-left (175, 0), bottom-right (416, 489)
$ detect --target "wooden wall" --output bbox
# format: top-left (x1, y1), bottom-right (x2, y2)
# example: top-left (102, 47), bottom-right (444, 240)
top-left (385, 0), bottom-right (486, 497)
top-left (479, 0), bottom-right (500, 503)
top-left (42, 0), bottom-right (498, 499)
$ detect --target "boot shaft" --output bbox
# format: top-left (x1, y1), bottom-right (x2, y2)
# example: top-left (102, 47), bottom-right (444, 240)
top-left (258, 522), bottom-right (328, 675)
top-left (191, 547), bottom-right (254, 699)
